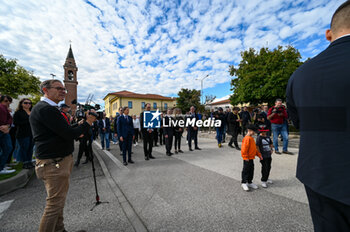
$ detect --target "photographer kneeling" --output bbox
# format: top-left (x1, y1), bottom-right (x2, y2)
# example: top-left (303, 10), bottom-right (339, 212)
top-left (30, 80), bottom-right (97, 232)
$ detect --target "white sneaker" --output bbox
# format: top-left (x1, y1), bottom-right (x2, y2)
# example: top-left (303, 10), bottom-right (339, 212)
top-left (247, 183), bottom-right (258, 189)
top-left (261, 182), bottom-right (268, 188)
top-left (267, 179), bottom-right (273, 184)
top-left (241, 183), bottom-right (249, 191)
top-left (0, 169), bottom-right (16, 174)
top-left (133, 144), bottom-right (137, 147)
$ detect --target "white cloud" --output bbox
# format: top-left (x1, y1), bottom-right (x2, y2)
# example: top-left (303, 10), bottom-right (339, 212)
top-left (0, 0), bottom-right (344, 106)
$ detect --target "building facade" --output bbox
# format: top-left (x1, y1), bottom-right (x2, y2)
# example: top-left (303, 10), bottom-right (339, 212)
top-left (63, 45), bottom-right (78, 113)
top-left (104, 90), bottom-right (177, 117)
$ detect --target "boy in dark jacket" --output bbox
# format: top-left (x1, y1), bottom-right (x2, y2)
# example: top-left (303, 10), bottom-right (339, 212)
top-left (256, 124), bottom-right (274, 188)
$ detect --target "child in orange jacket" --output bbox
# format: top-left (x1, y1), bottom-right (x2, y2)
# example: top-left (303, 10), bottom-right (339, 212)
top-left (241, 124), bottom-right (263, 191)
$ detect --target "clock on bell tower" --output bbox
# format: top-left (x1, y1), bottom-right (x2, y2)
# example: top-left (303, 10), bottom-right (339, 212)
top-left (63, 44), bottom-right (78, 114)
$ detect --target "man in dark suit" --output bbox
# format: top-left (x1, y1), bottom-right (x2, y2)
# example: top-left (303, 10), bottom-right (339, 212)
top-left (98, 112), bottom-right (110, 150)
top-left (140, 103), bottom-right (155, 160)
top-left (239, 106), bottom-right (251, 136)
top-left (286, 2), bottom-right (350, 231)
top-left (163, 108), bottom-right (174, 156)
top-left (186, 106), bottom-right (201, 151)
top-left (114, 107), bottom-right (123, 155)
top-left (117, 106), bottom-right (134, 166)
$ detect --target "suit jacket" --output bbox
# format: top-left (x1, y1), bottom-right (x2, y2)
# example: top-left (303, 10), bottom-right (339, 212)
top-left (98, 118), bottom-right (110, 133)
top-left (286, 35), bottom-right (350, 205)
top-left (186, 112), bottom-right (199, 131)
top-left (226, 112), bottom-right (240, 135)
top-left (163, 116), bottom-right (174, 136)
top-left (239, 111), bottom-right (251, 124)
top-left (113, 115), bottom-right (120, 133)
top-left (140, 111), bottom-right (154, 135)
top-left (117, 115), bottom-right (134, 139)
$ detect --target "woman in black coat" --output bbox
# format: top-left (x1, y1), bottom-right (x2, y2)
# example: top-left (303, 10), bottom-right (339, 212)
top-left (13, 98), bottom-right (34, 169)
top-left (226, 107), bottom-right (242, 150)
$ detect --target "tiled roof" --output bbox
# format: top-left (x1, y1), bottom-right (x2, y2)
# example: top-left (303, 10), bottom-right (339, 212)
top-left (209, 99), bottom-right (231, 105)
top-left (105, 90), bottom-right (175, 101)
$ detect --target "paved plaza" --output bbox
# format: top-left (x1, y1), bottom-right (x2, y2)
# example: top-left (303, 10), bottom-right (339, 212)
top-left (0, 136), bottom-right (313, 232)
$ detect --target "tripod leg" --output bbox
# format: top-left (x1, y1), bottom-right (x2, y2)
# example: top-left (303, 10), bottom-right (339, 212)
top-left (90, 149), bottom-right (109, 211)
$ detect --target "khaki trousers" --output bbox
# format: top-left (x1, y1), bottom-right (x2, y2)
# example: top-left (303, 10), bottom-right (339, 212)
top-left (35, 155), bottom-right (73, 232)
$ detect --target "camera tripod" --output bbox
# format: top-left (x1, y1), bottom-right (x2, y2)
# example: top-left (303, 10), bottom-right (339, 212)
top-left (89, 147), bottom-right (109, 211)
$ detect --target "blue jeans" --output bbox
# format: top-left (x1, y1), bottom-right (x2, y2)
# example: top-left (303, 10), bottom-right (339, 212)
top-left (17, 137), bottom-right (34, 164)
top-left (216, 128), bottom-right (223, 144)
top-left (271, 123), bottom-right (289, 152)
top-left (100, 132), bottom-right (110, 149)
top-left (110, 132), bottom-right (117, 143)
top-left (0, 132), bottom-right (13, 171)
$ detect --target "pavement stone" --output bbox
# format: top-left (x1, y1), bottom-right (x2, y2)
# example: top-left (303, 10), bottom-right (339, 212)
top-left (97, 135), bottom-right (313, 232)
top-left (0, 168), bottom-right (34, 196)
top-left (0, 143), bottom-right (133, 232)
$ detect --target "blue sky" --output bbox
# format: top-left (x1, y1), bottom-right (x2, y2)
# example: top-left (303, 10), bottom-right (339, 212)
top-left (0, 0), bottom-right (343, 105)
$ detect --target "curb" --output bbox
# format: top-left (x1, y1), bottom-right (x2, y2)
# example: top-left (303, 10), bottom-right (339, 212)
top-left (92, 144), bottom-right (148, 232)
top-left (0, 169), bottom-right (34, 196)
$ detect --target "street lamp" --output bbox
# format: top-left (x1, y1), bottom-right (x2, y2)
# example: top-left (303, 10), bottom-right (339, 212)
top-left (196, 74), bottom-right (209, 104)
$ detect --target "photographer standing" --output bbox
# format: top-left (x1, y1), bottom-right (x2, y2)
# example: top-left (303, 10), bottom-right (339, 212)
top-left (30, 80), bottom-right (96, 232)
top-left (74, 111), bottom-right (93, 167)
top-left (267, 99), bottom-right (290, 154)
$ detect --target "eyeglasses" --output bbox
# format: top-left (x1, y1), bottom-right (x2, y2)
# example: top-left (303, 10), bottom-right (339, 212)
top-left (23, 102), bottom-right (32, 105)
top-left (49, 87), bottom-right (68, 92)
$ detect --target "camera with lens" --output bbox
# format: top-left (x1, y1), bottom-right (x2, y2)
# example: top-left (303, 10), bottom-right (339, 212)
top-left (71, 99), bottom-right (101, 120)
top-left (272, 106), bottom-right (283, 114)
top-left (253, 108), bottom-right (260, 114)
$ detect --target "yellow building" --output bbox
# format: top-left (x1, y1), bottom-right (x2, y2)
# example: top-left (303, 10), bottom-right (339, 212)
top-left (103, 90), bottom-right (177, 117)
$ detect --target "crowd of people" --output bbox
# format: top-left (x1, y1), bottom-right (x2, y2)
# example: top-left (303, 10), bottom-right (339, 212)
top-left (0, 95), bottom-right (35, 174)
top-left (100, 104), bottom-right (202, 165)
top-left (1, 2), bottom-right (348, 231)
top-left (0, 89), bottom-right (292, 195)
top-left (91, 98), bottom-right (292, 193)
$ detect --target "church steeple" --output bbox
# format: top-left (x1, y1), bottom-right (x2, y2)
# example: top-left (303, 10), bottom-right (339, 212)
top-left (66, 44), bottom-right (75, 59)
top-left (63, 44), bottom-right (78, 113)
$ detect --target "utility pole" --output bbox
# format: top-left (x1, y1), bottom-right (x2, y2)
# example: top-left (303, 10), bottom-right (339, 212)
top-left (196, 74), bottom-right (209, 104)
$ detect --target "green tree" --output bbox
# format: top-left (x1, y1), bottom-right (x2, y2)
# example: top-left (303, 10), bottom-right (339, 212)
top-left (176, 88), bottom-right (202, 113)
top-left (0, 54), bottom-right (41, 98)
top-left (29, 93), bottom-right (42, 106)
top-left (229, 46), bottom-right (303, 106)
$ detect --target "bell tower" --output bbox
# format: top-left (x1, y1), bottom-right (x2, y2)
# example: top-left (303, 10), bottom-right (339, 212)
top-left (63, 44), bottom-right (78, 113)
